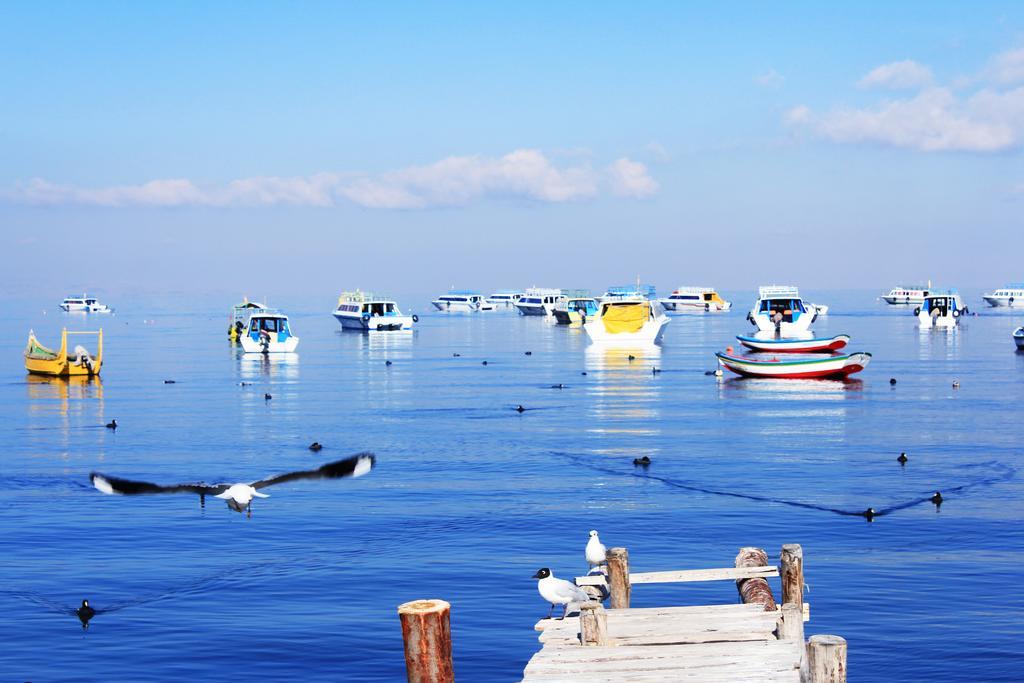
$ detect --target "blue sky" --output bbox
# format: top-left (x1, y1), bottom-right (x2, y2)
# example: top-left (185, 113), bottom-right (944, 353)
top-left (2, 2), bottom-right (1022, 296)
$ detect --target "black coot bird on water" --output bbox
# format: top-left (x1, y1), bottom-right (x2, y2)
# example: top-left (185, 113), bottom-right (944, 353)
top-left (76, 599), bottom-right (96, 629)
top-left (105, 420), bottom-right (117, 430)
top-left (89, 453), bottom-right (375, 516)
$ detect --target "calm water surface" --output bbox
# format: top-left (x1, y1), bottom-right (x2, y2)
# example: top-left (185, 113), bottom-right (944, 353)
top-left (1, 290), bottom-right (1022, 681)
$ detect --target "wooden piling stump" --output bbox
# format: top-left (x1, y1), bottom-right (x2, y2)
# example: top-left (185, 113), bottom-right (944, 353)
top-left (398, 599), bottom-right (454, 683)
top-left (606, 547), bottom-right (631, 609)
top-left (807, 634), bottom-right (847, 683)
top-left (735, 547), bottom-right (778, 611)
top-left (780, 544), bottom-right (804, 609)
top-left (579, 601), bottom-right (609, 646)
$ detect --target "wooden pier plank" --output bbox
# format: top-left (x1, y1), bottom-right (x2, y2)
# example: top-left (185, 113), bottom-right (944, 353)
top-left (575, 564), bottom-right (779, 587)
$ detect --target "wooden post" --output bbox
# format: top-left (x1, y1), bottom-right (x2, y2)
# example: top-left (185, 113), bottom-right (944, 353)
top-left (579, 601), bottom-right (609, 646)
top-left (776, 602), bottom-right (804, 642)
top-left (806, 634), bottom-right (847, 683)
top-left (398, 599), bottom-right (454, 683)
top-left (606, 547), bottom-right (631, 609)
top-left (735, 547), bottom-right (778, 611)
top-left (780, 544), bottom-right (804, 609)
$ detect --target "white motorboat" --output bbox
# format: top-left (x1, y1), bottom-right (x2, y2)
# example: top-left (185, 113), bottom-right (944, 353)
top-left (659, 286), bottom-right (731, 313)
top-left (747, 286), bottom-right (817, 336)
top-left (239, 310), bottom-right (300, 353)
top-left (1014, 326), bottom-right (1024, 349)
top-left (583, 292), bottom-right (669, 346)
top-left (983, 284), bottom-right (1024, 308)
top-left (553, 292), bottom-right (599, 325)
top-left (916, 291), bottom-right (966, 329)
top-left (60, 294), bottom-right (112, 313)
top-left (431, 290), bottom-right (490, 313)
top-left (333, 291), bottom-right (416, 332)
top-left (485, 290), bottom-right (524, 309)
top-left (515, 288), bottom-right (564, 316)
top-left (882, 285), bottom-right (930, 305)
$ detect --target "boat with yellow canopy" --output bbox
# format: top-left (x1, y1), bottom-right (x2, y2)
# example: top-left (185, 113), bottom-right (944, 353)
top-left (24, 328), bottom-right (103, 376)
top-left (583, 286), bottom-right (669, 346)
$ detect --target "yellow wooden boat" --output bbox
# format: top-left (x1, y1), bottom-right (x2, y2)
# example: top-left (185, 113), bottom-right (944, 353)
top-left (24, 328), bottom-right (103, 376)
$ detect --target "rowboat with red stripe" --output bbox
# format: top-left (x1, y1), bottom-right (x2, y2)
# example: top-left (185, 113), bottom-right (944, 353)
top-left (736, 334), bottom-right (850, 353)
top-left (715, 351), bottom-right (871, 379)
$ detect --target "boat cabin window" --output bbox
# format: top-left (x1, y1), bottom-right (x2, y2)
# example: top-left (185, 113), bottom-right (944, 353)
top-left (926, 297), bottom-right (954, 315)
top-left (703, 293), bottom-right (714, 301)
top-left (760, 298), bottom-right (804, 314)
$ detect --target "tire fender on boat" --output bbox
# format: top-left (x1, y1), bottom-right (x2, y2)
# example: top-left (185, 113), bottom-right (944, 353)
top-left (411, 314), bottom-right (419, 323)
top-left (913, 307), bottom-right (921, 316)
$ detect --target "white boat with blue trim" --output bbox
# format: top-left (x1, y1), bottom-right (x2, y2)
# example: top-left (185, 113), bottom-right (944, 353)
top-left (486, 290), bottom-right (524, 309)
top-left (333, 291), bottom-right (416, 332)
top-left (432, 290), bottom-right (492, 313)
top-left (983, 284), bottom-right (1024, 308)
top-left (240, 310), bottom-right (299, 353)
top-left (60, 294), bottom-right (112, 313)
top-left (515, 288), bottom-right (564, 316)
top-left (916, 290), bottom-right (966, 329)
top-left (659, 286), bottom-right (731, 313)
top-left (747, 286), bottom-right (818, 336)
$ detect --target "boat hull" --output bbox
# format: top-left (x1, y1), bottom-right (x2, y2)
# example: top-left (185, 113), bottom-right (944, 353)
top-left (515, 304), bottom-right (550, 316)
top-left (917, 312), bottom-right (959, 328)
top-left (432, 301), bottom-right (477, 313)
top-left (661, 300), bottom-right (731, 313)
top-left (736, 334), bottom-right (849, 353)
top-left (584, 316), bottom-right (669, 346)
top-left (882, 296), bottom-right (925, 305)
top-left (716, 352), bottom-right (870, 379)
top-left (240, 335), bottom-right (300, 353)
top-left (333, 312), bottom-right (414, 331)
top-left (984, 296), bottom-right (1021, 308)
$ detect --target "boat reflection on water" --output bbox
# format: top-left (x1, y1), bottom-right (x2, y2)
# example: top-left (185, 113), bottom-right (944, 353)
top-left (26, 374), bottom-right (104, 414)
top-left (584, 345), bottom-right (662, 431)
top-left (717, 376), bottom-right (864, 401)
top-left (356, 328), bottom-right (414, 360)
top-left (918, 323), bottom-right (961, 361)
top-left (238, 352), bottom-right (299, 380)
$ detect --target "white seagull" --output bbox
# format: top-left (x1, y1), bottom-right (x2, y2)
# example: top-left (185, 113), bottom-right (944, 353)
top-left (585, 529), bottom-right (607, 569)
top-left (532, 567), bottom-right (591, 619)
top-left (90, 453), bottom-right (375, 515)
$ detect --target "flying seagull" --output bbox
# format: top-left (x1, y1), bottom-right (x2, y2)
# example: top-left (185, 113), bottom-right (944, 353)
top-left (90, 453), bottom-right (375, 515)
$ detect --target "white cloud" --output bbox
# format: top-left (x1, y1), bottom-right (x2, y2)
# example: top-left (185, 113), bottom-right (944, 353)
top-left (787, 49), bottom-right (1024, 152)
top-left (755, 69), bottom-right (785, 89)
top-left (5, 149), bottom-right (659, 209)
top-left (606, 158), bottom-right (658, 197)
top-left (983, 47), bottom-right (1024, 84)
top-left (857, 60), bottom-right (933, 90)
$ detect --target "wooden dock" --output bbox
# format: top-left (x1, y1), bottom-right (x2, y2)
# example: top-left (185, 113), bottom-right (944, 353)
top-left (521, 544), bottom-right (846, 683)
top-left (394, 543), bottom-right (846, 682)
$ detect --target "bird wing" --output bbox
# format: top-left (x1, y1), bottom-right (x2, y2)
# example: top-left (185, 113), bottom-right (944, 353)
top-left (90, 472), bottom-right (228, 496)
top-left (552, 578), bottom-right (590, 603)
top-left (251, 453), bottom-right (375, 490)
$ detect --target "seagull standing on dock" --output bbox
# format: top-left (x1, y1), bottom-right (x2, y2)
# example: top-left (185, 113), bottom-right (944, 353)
top-left (585, 530), bottom-right (607, 569)
top-left (89, 453), bottom-right (375, 515)
top-left (532, 568), bottom-right (591, 619)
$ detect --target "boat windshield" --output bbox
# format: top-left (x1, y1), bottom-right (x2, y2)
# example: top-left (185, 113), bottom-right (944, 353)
top-left (760, 298), bottom-right (805, 314)
top-left (363, 303), bottom-right (398, 316)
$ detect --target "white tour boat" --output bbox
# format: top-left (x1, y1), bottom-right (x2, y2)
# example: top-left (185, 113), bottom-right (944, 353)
top-left (882, 285), bottom-right (930, 305)
top-left (515, 288), bottom-right (564, 316)
top-left (552, 290), bottom-right (599, 325)
top-left (747, 286), bottom-right (817, 337)
top-left (60, 295), bottom-right (112, 313)
top-left (659, 287), bottom-right (731, 313)
top-left (239, 310), bottom-right (300, 353)
top-left (983, 284), bottom-right (1024, 308)
top-left (916, 291), bottom-right (966, 329)
top-left (584, 289), bottom-right (669, 346)
top-left (333, 291), bottom-right (416, 332)
top-left (431, 290), bottom-right (491, 313)
top-left (485, 290), bottom-right (524, 309)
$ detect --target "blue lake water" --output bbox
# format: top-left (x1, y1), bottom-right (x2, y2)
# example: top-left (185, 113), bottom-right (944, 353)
top-left (1, 290), bottom-right (1022, 681)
